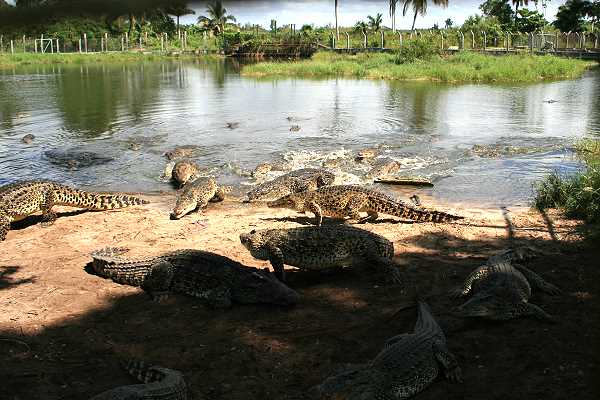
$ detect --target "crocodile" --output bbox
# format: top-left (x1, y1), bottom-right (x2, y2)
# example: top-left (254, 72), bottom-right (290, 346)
top-left (0, 180), bottom-right (148, 242)
top-left (171, 160), bottom-right (200, 187)
top-left (239, 225), bottom-right (401, 283)
top-left (268, 185), bottom-right (463, 226)
top-left (451, 248), bottom-right (561, 321)
top-left (245, 168), bottom-right (335, 202)
top-left (90, 247), bottom-right (299, 308)
top-left (89, 359), bottom-right (188, 400)
top-left (315, 301), bottom-right (462, 399)
top-left (170, 177), bottom-right (230, 220)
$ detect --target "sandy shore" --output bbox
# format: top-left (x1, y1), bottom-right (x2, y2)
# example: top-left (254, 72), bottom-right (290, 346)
top-left (0, 194), bottom-right (598, 399)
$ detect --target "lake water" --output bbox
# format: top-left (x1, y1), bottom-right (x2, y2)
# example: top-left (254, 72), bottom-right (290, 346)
top-left (0, 59), bottom-right (598, 207)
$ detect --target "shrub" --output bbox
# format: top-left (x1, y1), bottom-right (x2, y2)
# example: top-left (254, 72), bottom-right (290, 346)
top-left (394, 38), bottom-right (439, 64)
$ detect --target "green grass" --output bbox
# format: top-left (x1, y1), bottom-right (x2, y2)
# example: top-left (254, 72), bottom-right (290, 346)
top-left (241, 51), bottom-right (594, 83)
top-left (0, 52), bottom-right (217, 68)
top-left (534, 139), bottom-right (600, 225)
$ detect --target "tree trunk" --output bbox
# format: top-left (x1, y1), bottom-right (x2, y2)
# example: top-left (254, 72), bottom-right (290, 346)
top-left (128, 13), bottom-right (135, 36)
top-left (392, 10), bottom-right (396, 33)
top-left (412, 9), bottom-right (418, 32)
top-left (335, 0), bottom-right (339, 40)
top-left (177, 15), bottom-right (180, 31)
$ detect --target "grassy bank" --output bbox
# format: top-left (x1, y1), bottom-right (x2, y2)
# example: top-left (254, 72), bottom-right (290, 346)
top-left (241, 51), bottom-right (594, 83)
top-left (534, 139), bottom-right (600, 226)
top-left (0, 52), bottom-right (217, 68)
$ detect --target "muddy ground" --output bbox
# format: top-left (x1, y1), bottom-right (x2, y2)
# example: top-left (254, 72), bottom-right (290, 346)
top-left (0, 193), bottom-right (598, 399)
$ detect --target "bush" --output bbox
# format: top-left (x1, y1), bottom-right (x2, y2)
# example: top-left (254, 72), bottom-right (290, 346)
top-left (394, 38), bottom-right (439, 64)
top-left (534, 140), bottom-right (600, 223)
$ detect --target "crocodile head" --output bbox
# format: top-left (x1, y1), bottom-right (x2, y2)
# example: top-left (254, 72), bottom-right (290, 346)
top-left (239, 229), bottom-right (274, 260)
top-left (267, 193), bottom-right (305, 210)
top-left (235, 268), bottom-right (299, 306)
top-left (170, 192), bottom-right (198, 220)
top-left (316, 171), bottom-right (336, 187)
top-left (172, 161), bottom-right (198, 187)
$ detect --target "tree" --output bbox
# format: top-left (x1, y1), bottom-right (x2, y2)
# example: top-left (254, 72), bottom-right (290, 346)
top-left (354, 20), bottom-right (369, 35)
top-left (197, 0), bottom-right (236, 36)
top-left (515, 8), bottom-right (548, 31)
top-left (335, 0), bottom-right (340, 40)
top-left (390, 0), bottom-right (399, 32)
top-left (480, 0), bottom-right (515, 27)
top-left (554, 0), bottom-right (591, 32)
top-left (445, 17), bottom-right (453, 28)
top-left (402, 0), bottom-right (449, 32)
top-left (165, 0), bottom-right (195, 31)
top-left (367, 13), bottom-right (383, 31)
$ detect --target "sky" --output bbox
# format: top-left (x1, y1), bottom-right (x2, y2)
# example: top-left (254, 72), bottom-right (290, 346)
top-left (184, 0), bottom-right (567, 29)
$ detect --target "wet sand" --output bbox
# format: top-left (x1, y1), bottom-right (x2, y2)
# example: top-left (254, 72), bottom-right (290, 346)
top-left (0, 193), bottom-right (598, 399)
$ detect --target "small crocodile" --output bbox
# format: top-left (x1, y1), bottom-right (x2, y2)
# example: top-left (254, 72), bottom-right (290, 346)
top-left (451, 248), bottom-right (561, 321)
top-left (245, 168), bottom-right (335, 202)
top-left (170, 177), bottom-right (230, 220)
top-left (315, 302), bottom-right (462, 399)
top-left (0, 180), bottom-right (148, 242)
top-left (172, 160), bottom-right (200, 187)
top-left (90, 247), bottom-right (299, 308)
top-left (268, 185), bottom-right (463, 226)
top-left (239, 225), bottom-right (401, 283)
top-left (89, 359), bottom-right (188, 400)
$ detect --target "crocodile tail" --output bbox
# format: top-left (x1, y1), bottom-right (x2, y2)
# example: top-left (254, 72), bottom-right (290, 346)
top-left (123, 359), bottom-right (166, 383)
top-left (52, 186), bottom-right (149, 210)
top-left (374, 196), bottom-right (463, 223)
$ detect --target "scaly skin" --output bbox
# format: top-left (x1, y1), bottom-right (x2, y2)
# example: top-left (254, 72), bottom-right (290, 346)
top-left (170, 177), bottom-right (230, 220)
top-left (245, 168), bottom-right (335, 202)
top-left (239, 225), bottom-right (401, 283)
top-left (0, 180), bottom-right (148, 242)
top-left (451, 248), bottom-right (561, 321)
top-left (90, 247), bottom-right (299, 308)
top-left (268, 185), bottom-right (463, 225)
top-left (89, 360), bottom-right (188, 400)
top-left (316, 302), bottom-right (462, 399)
top-left (171, 160), bottom-right (200, 187)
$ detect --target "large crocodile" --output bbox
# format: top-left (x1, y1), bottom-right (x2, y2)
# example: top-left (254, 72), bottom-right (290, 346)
top-left (89, 359), bottom-right (188, 400)
top-left (451, 248), bottom-right (561, 321)
top-left (315, 302), bottom-right (462, 399)
top-left (268, 185), bottom-right (463, 226)
top-left (0, 180), bottom-right (148, 242)
top-left (170, 177), bottom-right (230, 220)
top-left (90, 247), bottom-right (299, 308)
top-left (245, 168), bottom-right (335, 202)
top-left (171, 160), bottom-right (200, 187)
top-left (239, 225), bottom-right (401, 283)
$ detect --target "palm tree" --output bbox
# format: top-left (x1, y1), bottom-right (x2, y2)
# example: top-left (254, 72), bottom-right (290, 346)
top-left (444, 17), bottom-right (453, 28)
top-left (335, 0), bottom-right (340, 40)
top-left (512, 0), bottom-right (531, 22)
top-left (390, 0), bottom-right (399, 32)
top-left (166, 1), bottom-right (196, 32)
top-left (368, 13), bottom-right (384, 32)
top-left (197, 0), bottom-right (236, 36)
top-left (402, 0), bottom-right (449, 32)
top-left (353, 20), bottom-right (369, 35)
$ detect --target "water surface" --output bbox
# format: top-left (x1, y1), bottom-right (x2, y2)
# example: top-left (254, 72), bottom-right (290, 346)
top-left (0, 59), bottom-right (598, 207)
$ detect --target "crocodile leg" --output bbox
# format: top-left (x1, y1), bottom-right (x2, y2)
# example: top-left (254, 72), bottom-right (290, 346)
top-left (359, 210), bottom-right (379, 223)
top-left (513, 264), bottom-right (562, 295)
top-left (266, 243), bottom-right (286, 282)
top-left (383, 333), bottom-right (410, 348)
top-left (344, 194), bottom-right (368, 222)
top-left (40, 191), bottom-right (57, 227)
top-left (307, 201), bottom-right (323, 226)
top-left (371, 255), bottom-right (403, 284)
top-left (449, 265), bottom-right (492, 298)
top-left (433, 340), bottom-right (463, 382)
top-left (0, 212), bottom-right (10, 241)
top-left (519, 302), bottom-right (556, 322)
top-left (210, 187), bottom-right (228, 203)
top-left (142, 261), bottom-right (175, 302)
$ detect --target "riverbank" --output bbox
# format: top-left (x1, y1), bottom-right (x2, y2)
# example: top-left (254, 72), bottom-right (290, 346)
top-left (242, 51), bottom-right (595, 83)
top-left (0, 52), bottom-right (219, 68)
top-left (0, 195), bottom-right (597, 399)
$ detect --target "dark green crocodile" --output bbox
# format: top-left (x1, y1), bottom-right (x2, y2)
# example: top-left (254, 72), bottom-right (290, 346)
top-left (315, 302), bottom-right (462, 399)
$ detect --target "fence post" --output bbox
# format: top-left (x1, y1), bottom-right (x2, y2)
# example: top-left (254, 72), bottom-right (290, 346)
top-left (362, 32), bottom-right (367, 48)
top-left (582, 33), bottom-right (586, 49)
top-left (23, 35), bottom-right (26, 52)
top-left (595, 33), bottom-right (598, 49)
top-left (505, 31), bottom-right (510, 52)
top-left (482, 31), bottom-right (487, 50)
top-left (121, 35), bottom-right (124, 52)
top-left (0, 35), bottom-right (3, 53)
top-left (10, 39), bottom-right (14, 54)
top-left (125, 31), bottom-right (129, 49)
top-left (381, 30), bottom-right (385, 49)
top-left (104, 32), bottom-right (108, 52)
top-left (100, 35), bottom-right (104, 52)
top-left (470, 30), bottom-right (475, 49)
top-left (345, 32), bottom-right (350, 49)
top-left (139, 35), bottom-right (142, 49)
top-left (528, 32), bottom-right (533, 53)
top-left (459, 31), bottom-right (464, 49)
top-left (184, 30), bottom-right (187, 51)
top-left (160, 33), bottom-right (164, 51)
top-left (56, 38), bottom-right (60, 53)
top-left (398, 32), bottom-right (402, 48)
top-left (566, 31), bottom-right (570, 48)
top-left (84, 33), bottom-right (88, 53)
top-left (78, 38), bottom-right (82, 53)
top-left (440, 31), bottom-right (444, 50)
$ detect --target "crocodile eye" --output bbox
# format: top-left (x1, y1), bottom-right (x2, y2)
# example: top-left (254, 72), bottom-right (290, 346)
top-left (250, 229), bottom-right (256, 234)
